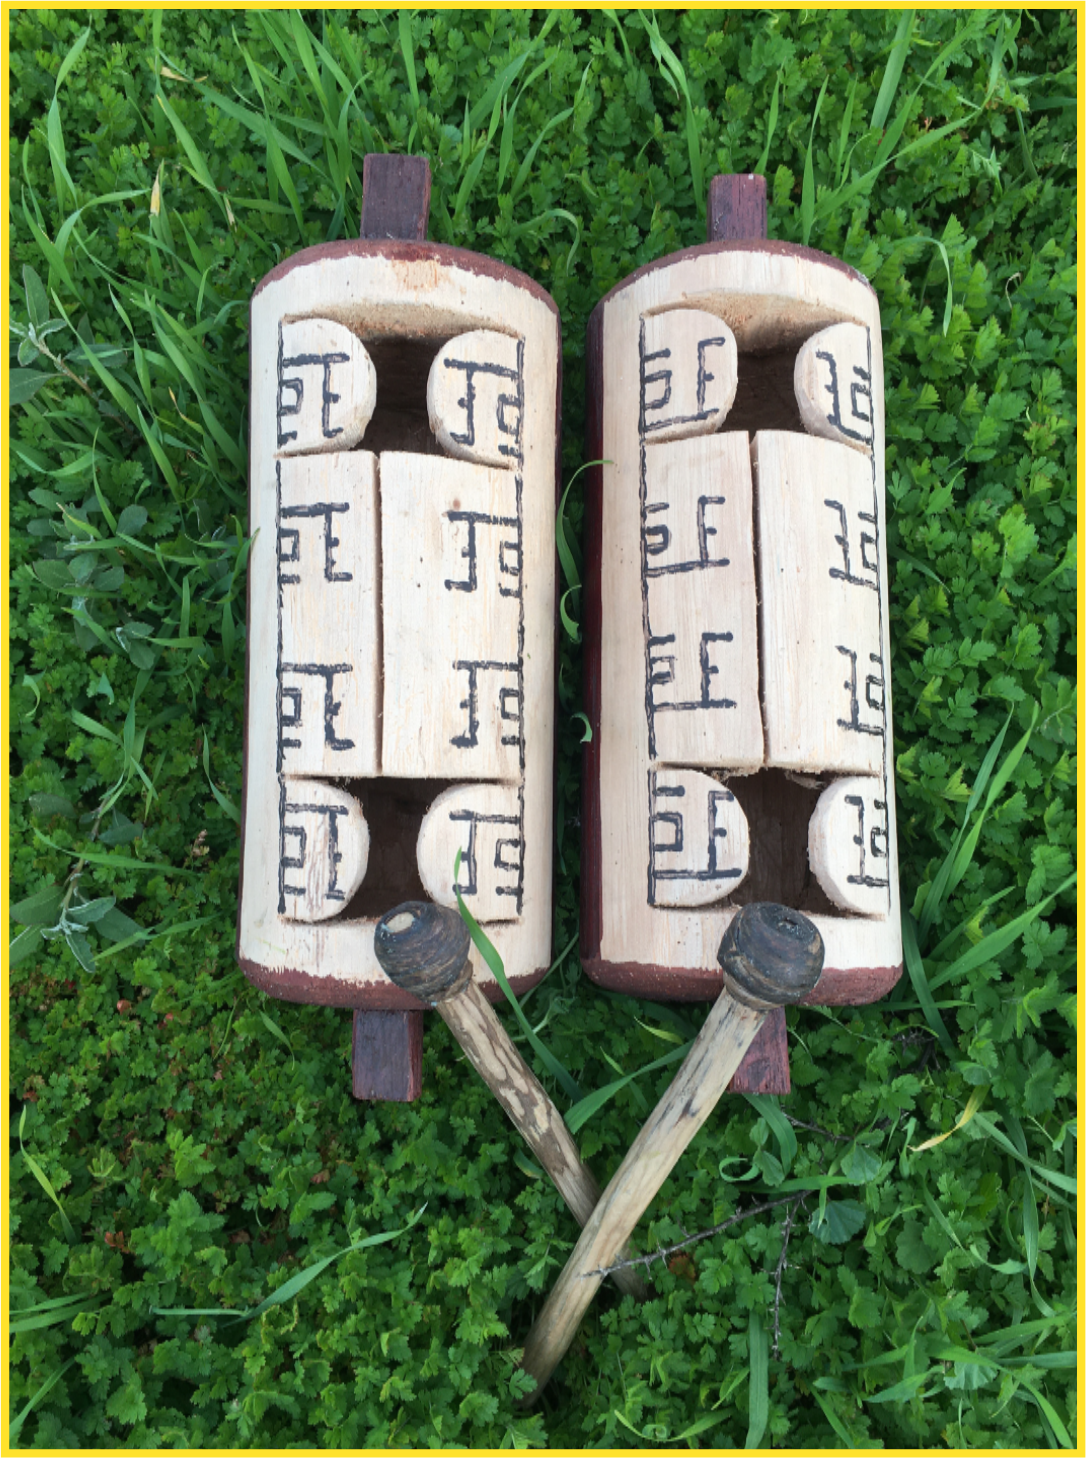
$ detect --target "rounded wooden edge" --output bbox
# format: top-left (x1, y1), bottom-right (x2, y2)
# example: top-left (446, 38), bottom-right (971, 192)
top-left (579, 306), bottom-right (606, 962)
top-left (238, 954), bottom-right (548, 1010)
top-left (252, 238), bottom-right (560, 317)
top-left (587, 238), bottom-right (876, 335)
top-left (581, 957), bottom-right (903, 1007)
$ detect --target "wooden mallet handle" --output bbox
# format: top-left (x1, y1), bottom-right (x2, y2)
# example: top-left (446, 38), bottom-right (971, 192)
top-left (373, 902), bottom-right (645, 1300)
top-left (519, 903), bottom-right (824, 1400)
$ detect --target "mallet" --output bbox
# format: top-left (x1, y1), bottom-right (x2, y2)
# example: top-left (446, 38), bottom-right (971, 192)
top-left (519, 902), bottom-right (823, 1399)
top-left (373, 901), bottom-right (645, 1300)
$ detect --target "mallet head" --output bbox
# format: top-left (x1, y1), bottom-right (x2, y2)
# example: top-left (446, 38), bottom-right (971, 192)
top-left (717, 902), bottom-right (824, 1011)
top-left (374, 900), bottom-right (472, 1005)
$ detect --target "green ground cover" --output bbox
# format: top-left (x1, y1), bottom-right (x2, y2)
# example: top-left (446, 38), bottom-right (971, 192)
top-left (7, 8), bottom-right (1077, 1450)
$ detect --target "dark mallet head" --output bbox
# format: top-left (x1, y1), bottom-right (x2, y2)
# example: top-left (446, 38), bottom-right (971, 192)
top-left (717, 903), bottom-right (824, 1011)
top-left (373, 901), bottom-right (472, 1005)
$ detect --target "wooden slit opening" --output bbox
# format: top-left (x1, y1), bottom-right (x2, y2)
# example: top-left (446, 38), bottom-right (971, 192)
top-left (723, 767), bottom-right (841, 917)
top-left (338, 777), bottom-right (456, 919)
top-left (359, 335), bottom-right (452, 457)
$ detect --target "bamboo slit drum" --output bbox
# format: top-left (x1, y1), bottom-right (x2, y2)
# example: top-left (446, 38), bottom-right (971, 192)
top-left (236, 155), bottom-right (561, 1100)
top-left (580, 172), bottom-right (903, 1098)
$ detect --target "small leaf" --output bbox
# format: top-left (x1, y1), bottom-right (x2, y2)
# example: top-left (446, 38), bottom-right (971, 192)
top-left (11, 368), bottom-right (57, 405)
top-left (10, 925), bottom-right (45, 966)
top-left (28, 793), bottom-right (76, 819)
top-left (65, 927), bottom-right (96, 972)
top-left (23, 264), bottom-right (50, 329)
top-left (117, 504), bottom-right (148, 536)
top-left (94, 564), bottom-right (125, 591)
top-left (809, 1198), bottom-right (867, 1245)
top-left (34, 559), bottom-right (75, 591)
top-left (10, 884), bottom-right (65, 927)
top-left (841, 1143), bottom-right (882, 1183)
top-left (65, 896), bottom-right (117, 927)
top-left (95, 907), bottom-right (145, 944)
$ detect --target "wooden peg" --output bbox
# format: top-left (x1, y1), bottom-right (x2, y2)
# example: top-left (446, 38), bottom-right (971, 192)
top-left (360, 153), bottom-right (431, 241)
top-left (373, 901), bottom-right (646, 1300)
top-left (707, 172), bottom-right (766, 243)
top-left (348, 151), bottom-right (433, 1103)
top-left (519, 903), bottom-right (823, 1401)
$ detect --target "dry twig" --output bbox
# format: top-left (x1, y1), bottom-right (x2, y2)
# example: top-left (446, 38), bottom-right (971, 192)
top-left (587, 1193), bottom-right (810, 1278)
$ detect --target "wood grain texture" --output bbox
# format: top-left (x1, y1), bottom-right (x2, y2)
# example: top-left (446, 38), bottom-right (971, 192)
top-left (794, 322), bottom-right (874, 451)
top-left (352, 1009), bottom-right (423, 1101)
top-left (578, 236), bottom-right (902, 1011)
top-left (380, 452), bottom-right (524, 782)
top-left (417, 783), bottom-right (523, 922)
top-left (276, 318), bottom-right (376, 455)
top-left (436, 980), bottom-right (645, 1300)
top-left (707, 173), bottom-right (767, 242)
top-left (521, 904), bottom-right (821, 1399)
top-left (640, 310), bottom-right (737, 440)
top-left (280, 780), bottom-right (369, 922)
top-left (644, 432), bottom-right (762, 770)
top-left (650, 769), bottom-right (749, 908)
top-left (278, 452), bottom-right (380, 778)
top-left (428, 329), bottom-right (524, 466)
top-left (808, 775), bottom-right (891, 916)
top-left (520, 992), bottom-right (766, 1399)
top-left (755, 431), bottom-right (883, 775)
top-left (726, 1007), bottom-right (790, 1093)
top-left (359, 152), bottom-right (431, 242)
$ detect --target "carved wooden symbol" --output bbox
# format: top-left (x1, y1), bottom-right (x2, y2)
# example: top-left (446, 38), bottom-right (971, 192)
top-left (237, 156), bottom-right (560, 1101)
top-left (581, 175), bottom-right (903, 1094)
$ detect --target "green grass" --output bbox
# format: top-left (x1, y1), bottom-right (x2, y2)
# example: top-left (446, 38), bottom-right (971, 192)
top-left (8, 9), bottom-right (1077, 1450)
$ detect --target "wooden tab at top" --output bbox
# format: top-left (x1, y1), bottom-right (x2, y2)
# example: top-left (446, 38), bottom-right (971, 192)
top-left (360, 153), bottom-right (431, 242)
top-left (707, 174), bottom-right (767, 242)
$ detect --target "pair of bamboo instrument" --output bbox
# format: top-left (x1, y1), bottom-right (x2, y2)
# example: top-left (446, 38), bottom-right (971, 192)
top-left (236, 154), bottom-right (903, 1398)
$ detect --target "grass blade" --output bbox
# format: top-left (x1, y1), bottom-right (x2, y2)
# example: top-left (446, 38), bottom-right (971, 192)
top-left (801, 77), bottom-right (829, 245)
top-left (973, 1114), bottom-right (1076, 1197)
top-left (565, 1041), bottom-right (690, 1135)
top-left (8, 1357), bottom-right (78, 1446)
top-left (871, 11), bottom-right (916, 131)
top-left (744, 1092), bottom-right (798, 1174)
top-left (398, 10), bottom-right (419, 114)
top-left (927, 873), bottom-right (1076, 990)
top-left (835, 76), bottom-right (859, 183)
top-left (909, 1084), bottom-right (988, 1152)
top-left (151, 1208), bottom-right (426, 1324)
top-left (902, 913), bottom-right (956, 1058)
top-left (10, 1299), bottom-right (104, 1333)
top-left (454, 855), bottom-right (581, 1101)
top-left (202, 732), bottom-right (240, 823)
top-left (756, 71), bottom-right (781, 174)
top-left (18, 1107), bottom-right (77, 1243)
top-left (511, 107), bottom-right (574, 203)
top-left (745, 1310), bottom-right (769, 1447)
top-left (917, 708), bottom-right (1014, 938)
